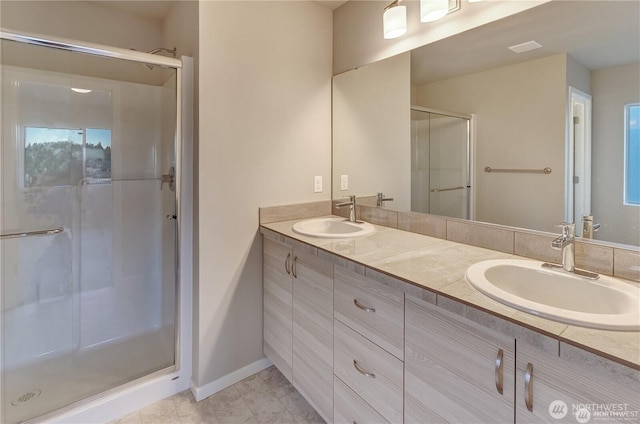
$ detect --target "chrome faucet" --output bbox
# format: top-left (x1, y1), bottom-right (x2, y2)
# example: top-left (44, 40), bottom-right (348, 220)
top-left (551, 222), bottom-right (575, 273)
top-left (376, 192), bottom-right (394, 207)
top-left (581, 215), bottom-right (600, 239)
top-left (336, 195), bottom-right (357, 223)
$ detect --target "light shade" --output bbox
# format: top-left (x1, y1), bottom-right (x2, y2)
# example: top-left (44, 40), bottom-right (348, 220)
top-left (383, 4), bottom-right (407, 39)
top-left (420, 0), bottom-right (449, 22)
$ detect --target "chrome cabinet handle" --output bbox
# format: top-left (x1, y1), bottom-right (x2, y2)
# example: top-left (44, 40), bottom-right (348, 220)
top-left (292, 256), bottom-right (298, 279)
top-left (353, 299), bottom-right (375, 313)
top-left (1, 227), bottom-right (63, 240)
top-left (353, 360), bottom-right (375, 379)
top-left (525, 363), bottom-right (534, 412)
top-left (495, 349), bottom-right (504, 394)
top-left (284, 253), bottom-right (291, 275)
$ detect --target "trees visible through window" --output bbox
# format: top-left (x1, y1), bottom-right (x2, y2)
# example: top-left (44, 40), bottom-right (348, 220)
top-left (24, 127), bottom-right (111, 188)
top-left (625, 104), bottom-right (639, 205)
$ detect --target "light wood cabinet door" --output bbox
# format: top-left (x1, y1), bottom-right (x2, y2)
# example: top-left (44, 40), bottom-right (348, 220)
top-left (263, 238), bottom-right (293, 381)
top-left (334, 266), bottom-right (404, 360)
top-left (334, 376), bottom-right (390, 424)
top-left (334, 319), bottom-right (404, 423)
top-left (405, 297), bottom-right (515, 424)
top-left (516, 342), bottom-right (640, 424)
top-left (292, 249), bottom-right (334, 423)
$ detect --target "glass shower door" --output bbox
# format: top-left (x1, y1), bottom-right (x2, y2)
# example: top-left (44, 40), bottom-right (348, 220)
top-left (1, 39), bottom-right (178, 424)
top-left (411, 108), bottom-right (470, 219)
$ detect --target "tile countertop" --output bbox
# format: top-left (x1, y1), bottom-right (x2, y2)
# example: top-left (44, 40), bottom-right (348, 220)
top-left (261, 216), bottom-right (640, 370)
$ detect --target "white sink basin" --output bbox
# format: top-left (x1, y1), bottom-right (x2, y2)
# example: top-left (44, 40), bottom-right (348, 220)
top-left (466, 259), bottom-right (640, 330)
top-left (292, 217), bottom-right (375, 238)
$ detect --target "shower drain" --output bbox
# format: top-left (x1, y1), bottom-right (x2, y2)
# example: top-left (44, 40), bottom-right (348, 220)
top-left (11, 389), bottom-right (41, 406)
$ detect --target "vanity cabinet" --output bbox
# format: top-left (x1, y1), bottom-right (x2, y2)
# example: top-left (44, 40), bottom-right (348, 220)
top-left (515, 342), bottom-right (640, 424)
top-left (405, 296), bottom-right (515, 424)
top-left (291, 249), bottom-right (334, 423)
top-left (263, 238), bottom-right (293, 381)
top-left (333, 266), bottom-right (405, 424)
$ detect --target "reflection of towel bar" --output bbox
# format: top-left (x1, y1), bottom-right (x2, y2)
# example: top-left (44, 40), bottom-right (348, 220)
top-left (1, 227), bottom-right (63, 240)
top-left (430, 186), bottom-right (466, 192)
top-left (484, 166), bottom-right (551, 174)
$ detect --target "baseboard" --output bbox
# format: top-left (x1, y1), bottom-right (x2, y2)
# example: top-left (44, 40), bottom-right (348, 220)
top-left (190, 357), bottom-right (273, 401)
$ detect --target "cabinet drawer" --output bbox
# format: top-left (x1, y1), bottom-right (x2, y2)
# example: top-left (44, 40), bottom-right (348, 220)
top-left (334, 320), bottom-right (403, 423)
top-left (334, 266), bottom-right (404, 359)
top-left (334, 376), bottom-right (389, 424)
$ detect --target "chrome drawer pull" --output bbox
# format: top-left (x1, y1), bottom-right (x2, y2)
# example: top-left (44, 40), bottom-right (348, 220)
top-left (353, 360), bottom-right (375, 378)
top-left (292, 256), bottom-right (298, 279)
top-left (284, 253), bottom-right (291, 275)
top-left (525, 363), bottom-right (533, 412)
top-left (353, 299), bottom-right (375, 313)
top-left (495, 348), bottom-right (504, 394)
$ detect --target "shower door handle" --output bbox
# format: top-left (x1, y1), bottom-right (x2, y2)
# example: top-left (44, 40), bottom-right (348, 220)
top-left (161, 166), bottom-right (175, 191)
top-left (1, 227), bottom-right (64, 240)
top-left (166, 214), bottom-right (177, 220)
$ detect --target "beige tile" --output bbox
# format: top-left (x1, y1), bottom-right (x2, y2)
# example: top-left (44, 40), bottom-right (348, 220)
top-left (446, 220), bottom-right (514, 254)
top-left (397, 211), bottom-right (447, 239)
top-left (574, 241), bottom-right (614, 275)
top-left (358, 205), bottom-right (398, 228)
top-left (614, 248), bottom-right (640, 282)
top-left (208, 385), bottom-right (255, 424)
top-left (172, 390), bottom-right (219, 424)
top-left (111, 411), bottom-right (142, 424)
top-left (514, 231), bottom-right (562, 263)
top-left (259, 201), bottom-right (331, 224)
top-left (279, 392), bottom-right (324, 423)
top-left (258, 366), bottom-right (296, 399)
top-left (139, 398), bottom-right (181, 424)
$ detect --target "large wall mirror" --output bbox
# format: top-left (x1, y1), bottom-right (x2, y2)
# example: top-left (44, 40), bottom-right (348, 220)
top-left (332, 0), bottom-right (640, 248)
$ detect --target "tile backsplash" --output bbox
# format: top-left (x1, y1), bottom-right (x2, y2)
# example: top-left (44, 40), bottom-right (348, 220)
top-left (259, 201), bottom-right (640, 283)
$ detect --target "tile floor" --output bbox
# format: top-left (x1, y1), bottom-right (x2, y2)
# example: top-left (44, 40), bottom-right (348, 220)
top-left (111, 366), bottom-right (325, 424)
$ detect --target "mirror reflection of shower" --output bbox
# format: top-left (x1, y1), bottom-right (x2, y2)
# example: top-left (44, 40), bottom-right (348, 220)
top-left (411, 106), bottom-right (472, 220)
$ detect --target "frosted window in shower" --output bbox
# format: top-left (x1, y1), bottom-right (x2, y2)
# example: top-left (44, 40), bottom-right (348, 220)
top-left (24, 127), bottom-right (112, 187)
top-left (624, 103), bottom-right (639, 205)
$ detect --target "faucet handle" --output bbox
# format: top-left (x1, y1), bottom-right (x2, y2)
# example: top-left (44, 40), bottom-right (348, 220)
top-left (555, 222), bottom-right (575, 237)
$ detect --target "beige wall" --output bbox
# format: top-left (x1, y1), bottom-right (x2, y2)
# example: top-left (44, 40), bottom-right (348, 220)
top-left (333, 53), bottom-right (411, 210)
top-left (592, 63), bottom-right (640, 246)
top-left (197, 0), bottom-right (332, 388)
top-left (333, 0), bottom-right (550, 74)
top-left (414, 54), bottom-right (567, 232)
top-left (1, 1), bottom-right (163, 52)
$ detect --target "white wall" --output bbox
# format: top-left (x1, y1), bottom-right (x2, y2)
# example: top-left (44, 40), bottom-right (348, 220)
top-left (333, 0), bottom-right (550, 74)
top-left (333, 53), bottom-right (411, 210)
top-left (592, 63), bottom-right (640, 246)
top-left (196, 0), bottom-right (332, 392)
top-left (414, 54), bottom-right (567, 232)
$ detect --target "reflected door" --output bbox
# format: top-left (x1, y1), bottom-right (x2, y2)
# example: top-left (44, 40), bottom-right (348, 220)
top-left (1, 40), bottom-right (178, 424)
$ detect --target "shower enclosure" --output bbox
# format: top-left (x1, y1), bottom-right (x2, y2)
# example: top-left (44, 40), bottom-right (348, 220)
top-left (411, 106), bottom-right (472, 219)
top-left (1, 31), bottom-right (184, 424)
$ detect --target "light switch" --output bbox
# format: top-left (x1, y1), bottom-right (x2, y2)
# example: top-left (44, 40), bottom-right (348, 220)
top-left (314, 176), bottom-right (323, 193)
top-left (341, 175), bottom-right (349, 191)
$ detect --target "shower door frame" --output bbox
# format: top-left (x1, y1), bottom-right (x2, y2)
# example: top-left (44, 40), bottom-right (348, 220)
top-left (410, 105), bottom-right (475, 220)
top-left (0, 29), bottom-right (191, 423)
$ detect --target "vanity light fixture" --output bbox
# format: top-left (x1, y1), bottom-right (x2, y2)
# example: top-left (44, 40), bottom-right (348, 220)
top-left (383, 0), bottom-right (407, 39)
top-left (420, 0), bottom-right (449, 22)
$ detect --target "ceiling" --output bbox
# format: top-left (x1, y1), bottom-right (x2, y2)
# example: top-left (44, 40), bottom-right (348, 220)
top-left (411, 1), bottom-right (640, 85)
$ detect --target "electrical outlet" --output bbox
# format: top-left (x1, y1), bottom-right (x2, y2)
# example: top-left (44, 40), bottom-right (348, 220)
top-left (340, 175), bottom-right (349, 191)
top-left (314, 176), bottom-right (323, 193)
